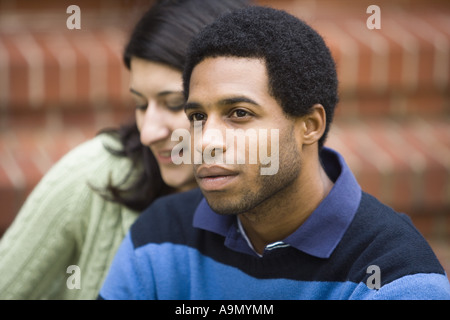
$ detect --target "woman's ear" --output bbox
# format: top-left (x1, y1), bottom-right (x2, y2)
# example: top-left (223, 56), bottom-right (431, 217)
top-left (296, 104), bottom-right (327, 146)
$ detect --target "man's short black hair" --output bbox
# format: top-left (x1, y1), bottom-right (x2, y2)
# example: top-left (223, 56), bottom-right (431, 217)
top-left (183, 6), bottom-right (339, 149)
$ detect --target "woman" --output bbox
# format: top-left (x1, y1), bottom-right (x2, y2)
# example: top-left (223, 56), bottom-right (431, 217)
top-left (0, 0), bottom-right (251, 299)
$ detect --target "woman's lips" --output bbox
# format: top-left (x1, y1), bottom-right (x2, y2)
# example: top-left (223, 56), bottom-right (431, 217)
top-left (156, 149), bottom-right (183, 164)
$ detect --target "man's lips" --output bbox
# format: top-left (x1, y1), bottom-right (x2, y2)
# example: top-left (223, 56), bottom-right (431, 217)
top-left (196, 165), bottom-right (237, 178)
top-left (196, 166), bottom-right (238, 191)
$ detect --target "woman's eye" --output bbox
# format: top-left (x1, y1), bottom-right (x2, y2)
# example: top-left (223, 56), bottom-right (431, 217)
top-left (166, 101), bottom-right (185, 112)
top-left (135, 104), bottom-right (147, 111)
top-left (165, 95), bottom-right (186, 112)
top-left (167, 104), bottom-right (184, 112)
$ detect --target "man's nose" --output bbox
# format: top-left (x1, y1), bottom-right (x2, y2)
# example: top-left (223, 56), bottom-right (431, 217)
top-left (194, 117), bottom-right (227, 164)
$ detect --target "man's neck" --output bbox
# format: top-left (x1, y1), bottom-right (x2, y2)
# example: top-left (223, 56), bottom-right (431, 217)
top-left (238, 151), bottom-right (334, 255)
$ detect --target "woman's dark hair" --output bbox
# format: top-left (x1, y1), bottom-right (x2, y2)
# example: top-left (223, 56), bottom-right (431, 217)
top-left (183, 6), bottom-right (338, 149)
top-left (97, 0), bottom-right (251, 212)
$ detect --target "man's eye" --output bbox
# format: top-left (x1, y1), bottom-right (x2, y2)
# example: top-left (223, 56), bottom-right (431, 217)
top-left (231, 109), bottom-right (251, 118)
top-left (188, 113), bottom-right (206, 121)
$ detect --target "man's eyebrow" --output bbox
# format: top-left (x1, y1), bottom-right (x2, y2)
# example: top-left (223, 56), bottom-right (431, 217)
top-left (218, 96), bottom-right (260, 107)
top-left (184, 101), bottom-right (201, 111)
top-left (184, 96), bottom-right (260, 111)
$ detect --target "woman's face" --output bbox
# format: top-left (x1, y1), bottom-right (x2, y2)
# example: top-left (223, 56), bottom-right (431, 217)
top-left (130, 57), bottom-right (197, 192)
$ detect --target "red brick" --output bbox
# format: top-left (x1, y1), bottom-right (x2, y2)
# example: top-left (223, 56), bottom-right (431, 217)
top-left (411, 214), bottom-right (438, 239)
top-left (0, 187), bottom-right (24, 237)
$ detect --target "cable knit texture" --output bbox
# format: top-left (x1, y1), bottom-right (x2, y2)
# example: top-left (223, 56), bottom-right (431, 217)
top-left (0, 134), bottom-right (139, 299)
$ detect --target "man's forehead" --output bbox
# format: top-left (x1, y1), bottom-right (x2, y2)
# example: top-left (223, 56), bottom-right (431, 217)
top-left (188, 57), bottom-right (268, 97)
top-left (192, 56), bottom-right (266, 76)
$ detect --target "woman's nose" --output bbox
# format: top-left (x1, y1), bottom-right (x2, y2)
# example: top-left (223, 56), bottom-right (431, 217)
top-left (139, 103), bottom-right (170, 146)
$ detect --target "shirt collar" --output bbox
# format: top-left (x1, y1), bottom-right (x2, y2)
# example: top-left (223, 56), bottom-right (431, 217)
top-left (193, 147), bottom-right (361, 259)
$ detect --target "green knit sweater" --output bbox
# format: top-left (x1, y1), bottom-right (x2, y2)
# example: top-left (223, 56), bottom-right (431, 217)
top-left (0, 134), bottom-right (140, 299)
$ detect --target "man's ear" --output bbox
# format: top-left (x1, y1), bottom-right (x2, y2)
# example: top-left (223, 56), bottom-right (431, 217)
top-left (295, 104), bottom-right (327, 146)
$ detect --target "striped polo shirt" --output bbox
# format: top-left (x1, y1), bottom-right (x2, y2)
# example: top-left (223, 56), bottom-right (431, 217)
top-left (99, 148), bottom-right (450, 300)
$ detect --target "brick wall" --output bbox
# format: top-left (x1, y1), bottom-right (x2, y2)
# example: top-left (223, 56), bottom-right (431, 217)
top-left (0, 0), bottom-right (449, 276)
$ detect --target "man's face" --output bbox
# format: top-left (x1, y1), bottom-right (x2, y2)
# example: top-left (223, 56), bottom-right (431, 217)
top-left (185, 57), bottom-right (302, 215)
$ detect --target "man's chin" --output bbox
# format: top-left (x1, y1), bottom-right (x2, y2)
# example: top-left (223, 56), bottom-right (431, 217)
top-left (202, 193), bottom-right (241, 215)
top-left (203, 191), bottom-right (256, 216)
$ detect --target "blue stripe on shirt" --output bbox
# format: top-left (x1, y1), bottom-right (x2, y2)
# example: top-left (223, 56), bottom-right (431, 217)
top-left (99, 235), bottom-right (450, 300)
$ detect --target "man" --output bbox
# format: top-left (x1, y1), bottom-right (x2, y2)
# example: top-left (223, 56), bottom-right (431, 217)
top-left (99, 6), bottom-right (450, 299)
